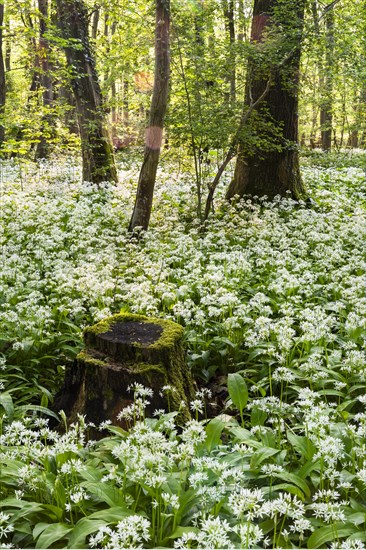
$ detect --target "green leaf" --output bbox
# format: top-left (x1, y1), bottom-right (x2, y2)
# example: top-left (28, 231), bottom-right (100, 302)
top-left (168, 526), bottom-right (200, 539)
top-left (251, 405), bottom-right (267, 426)
top-left (17, 404), bottom-right (60, 422)
top-left (273, 471), bottom-right (311, 498)
top-left (67, 518), bottom-right (108, 549)
top-left (81, 482), bottom-right (127, 507)
top-left (287, 431), bottom-right (316, 461)
top-left (267, 483), bottom-right (305, 499)
top-left (250, 446), bottom-right (280, 470)
top-left (307, 523), bottom-right (356, 548)
top-left (33, 523), bottom-right (49, 540)
top-left (227, 373), bottom-right (248, 412)
top-left (0, 391), bottom-right (14, 421)
top-left (87, 506), bottom-right (132, 522)
top-left (229, 426), bottom-right (262, 448)
top-left (205, 416), bottom-right (225, 451)
top-left (347, 512), bottom-right (366, 526)
top-left (35, 523), bottom-right (71, 549)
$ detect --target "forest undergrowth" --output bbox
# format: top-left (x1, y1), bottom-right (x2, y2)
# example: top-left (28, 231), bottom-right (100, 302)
top-left (1, 152), bottom-right (366, 548)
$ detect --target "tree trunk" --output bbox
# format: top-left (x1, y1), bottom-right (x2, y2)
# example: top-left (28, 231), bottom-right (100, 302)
top-left (5, 17), bottom-right (10, 73)
top-left (91, 8), bottom-right (99, 40)
top-left (237, 0), bottom-right (246, 41)
top-left (226, 0), bottom-right (306, 200)
top-left (54, 313), bottom-right (195, 431)
top-left (0, 2), bottom-right (6, 146)
top-left (223, 0), bottom-right (236, 102)
top-left (320, 6), bottom-right (334, 151)
top-left (35, 0), bottom-right (54, 160)
top-left (128, 0), bottom-right (170, 231)
top-left (56, 0), bottom-right (117, 184)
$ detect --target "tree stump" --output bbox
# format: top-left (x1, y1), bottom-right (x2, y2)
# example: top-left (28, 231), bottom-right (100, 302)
top-left (54, 313), bottom-right (195, 428)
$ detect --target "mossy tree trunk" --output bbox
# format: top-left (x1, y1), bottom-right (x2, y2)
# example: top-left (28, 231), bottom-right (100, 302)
top-left (56, 0), bottom-right (117, 184)
top-left (226, 0), bottom-right (306, 201)
top-left (54, 313), bottom-right (195, 430)
top-left (128, 0), bottom-right (170, 232)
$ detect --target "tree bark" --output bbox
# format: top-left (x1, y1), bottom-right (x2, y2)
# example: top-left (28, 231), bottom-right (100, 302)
top-left (320, 6), bottom-right (334, 151)
top-left (54, 313), bottom-right (195, 431)
top-left (0, 2), bottom-right (6, 146)
top-left (223, 0), bottom-right (236, 102)
top-left (226, 0), bottom-right (306, 200)
top-left (5, 17), bottom-right (10, 73)
top-left (91, 8), bottom-right (99, 41)
top-left (35, 0), bottom-right (54, 160)
top-left (56, 0), bottom-right (117, 184)
top-left (128, 0), bottom-right (170, 231)
top-left (224, 0), bottom-right (236, 103)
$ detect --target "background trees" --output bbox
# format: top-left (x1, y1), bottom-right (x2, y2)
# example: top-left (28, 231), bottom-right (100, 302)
top-left (0, 0), bottom-right (364, 203)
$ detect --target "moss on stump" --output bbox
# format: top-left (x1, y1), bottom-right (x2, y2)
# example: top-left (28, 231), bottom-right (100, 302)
top-left (54, 313), bottom-right (195, 428)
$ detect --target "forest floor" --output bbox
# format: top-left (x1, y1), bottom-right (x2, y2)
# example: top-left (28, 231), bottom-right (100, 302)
top-left (1, 150), bottom-right (366, 549)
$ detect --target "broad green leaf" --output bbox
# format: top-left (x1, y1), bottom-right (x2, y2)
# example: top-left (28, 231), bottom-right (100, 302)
top-left (176, 488), bottom-right (202, 524)
top-left (287, 432), bottom-right (316, 461)
top-left (273, 471), bottom-right (311, 498)
top-left (68, 518), bottom-right (108, 549)
top-left (205, 416), bottom-right (225, 451)
top-left (348, 512), bottom-right (366, 526)
top-left (41, 504), bottom-right (64, 522)
top-left (53, 478), bottom-right (67, 509)
top-left (307, 523), bottom-right (356, 548)
top-left (263, 483), bottom-right (305, 499)
top-left (250, 446), bottom-right (280, 470)
top-left (251, 405), bottom-right (267, 426)
top-left (105, 425), bottom-right (129, 437)
top-left (35, 523), bottom-right (71, 549)
top-left (87, 506), bottom-right (133, 522)
top-left (227, 373), bottom-right (248, 412)
top-left (81, 482), bottom-right (126, 507)
top-left (0, 391), bottom-right (14, 421)
top-left (229, 426), bottom-right (262, 448)
top-left (17, 404), bottom-right (60, 422)
top-left (33, 523), bottom-right (49, 540)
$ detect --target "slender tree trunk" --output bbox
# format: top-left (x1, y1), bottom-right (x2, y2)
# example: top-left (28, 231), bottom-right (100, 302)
top-left (237, 0), bottom-right (246, 41)
top-left (226, 0), bottom-right (306, 200)
top-left (35, 0), bottom-right (54, 159)
top-left (223, 0), bottom-right (236, 102)
top-left (128, 0), bottom-right (170, 232)
top-left (320, 6), bottom-right (334, 151)
top-left (5, 15), bottom-right (10, 73)
top-left (91, 8), bottom-right (99, 40)
top-left (56, 0), bottom-right (117, 184)
top-left (0, 2), bottom-right (6, 146)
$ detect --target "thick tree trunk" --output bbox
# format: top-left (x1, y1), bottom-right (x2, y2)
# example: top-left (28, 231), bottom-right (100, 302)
top-left (56, 0), bottom-right (117, 184)
top-left (128, 0), bottom-right (170, 231)
top-left (0, 3), bottom-right (6, 146)
top-left (226, 0), bottom-right (306, 200)
top-left (320, 7), bottom-right (334, 151)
